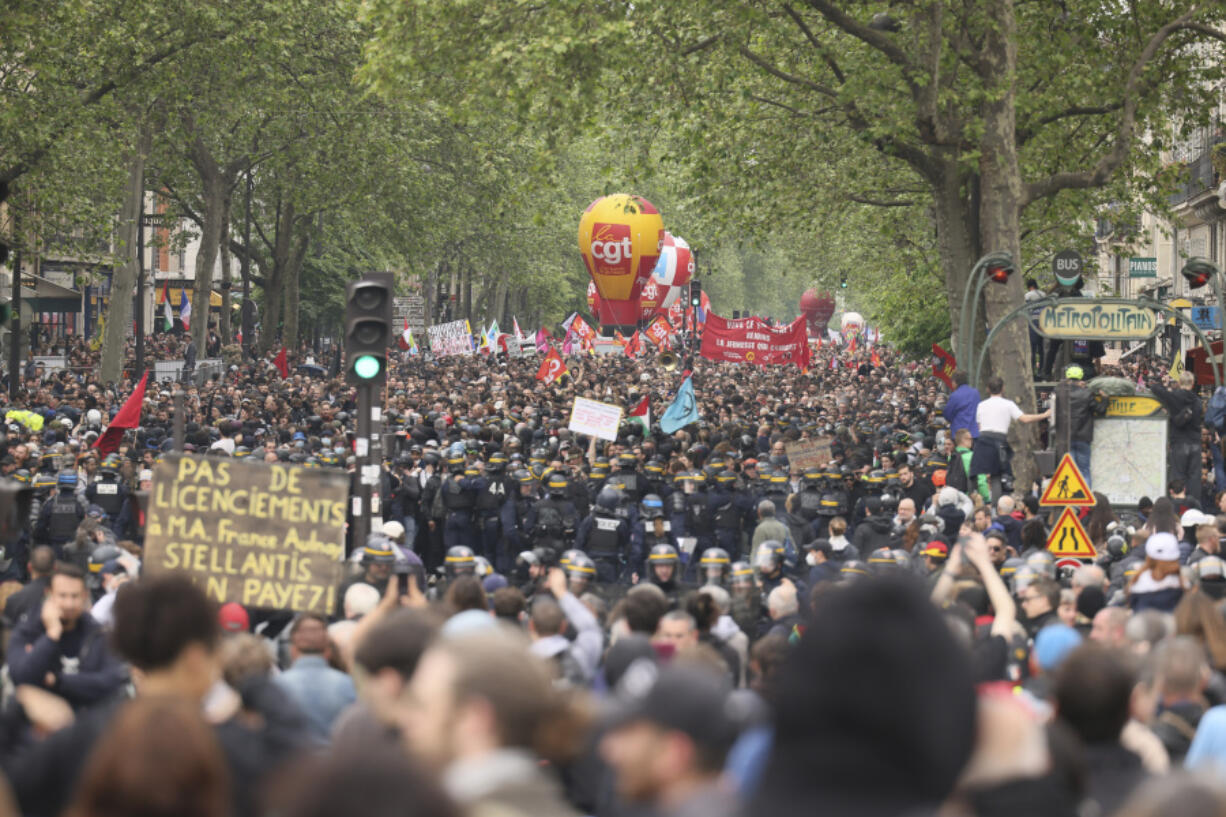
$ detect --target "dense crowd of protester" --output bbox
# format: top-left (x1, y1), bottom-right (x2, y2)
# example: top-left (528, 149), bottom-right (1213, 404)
top-left (1, 322), bottom-right (1226, 816)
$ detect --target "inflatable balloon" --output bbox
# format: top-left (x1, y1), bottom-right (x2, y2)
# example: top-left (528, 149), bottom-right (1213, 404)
top-left (801, 289), bottom-right (836, 333)
top-left (660, 285), bottom-right (681, 310)
top-left (578, 194), bottom-right (664, 325)
top-left (841, 312), bottom-right (864, 333)
top-left (799, 289), bottom-right (821, 317)
top-left (651, 232), bottom-right (693, 290)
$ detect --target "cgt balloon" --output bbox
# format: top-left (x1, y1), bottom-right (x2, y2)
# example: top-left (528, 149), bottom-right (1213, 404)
top-left (578, 194), bottom-right (664, 325)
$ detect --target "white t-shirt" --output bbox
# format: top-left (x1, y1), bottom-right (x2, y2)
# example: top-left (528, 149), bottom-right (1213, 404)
top-left (976, 395), bottom-right (1023, 435)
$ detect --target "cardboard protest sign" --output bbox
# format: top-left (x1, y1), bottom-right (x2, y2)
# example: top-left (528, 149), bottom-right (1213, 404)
top-left (143, 454), bottom-right (348, 615)
top-left (785, 437), bottom-right (833, 470)
top-left (568, 396), bottom-right (623, 441)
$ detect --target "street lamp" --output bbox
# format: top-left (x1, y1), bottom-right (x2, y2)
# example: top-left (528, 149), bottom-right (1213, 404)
top-left (1179, 256), bottom-right (1226, 381)
top-left (957, 251), bottom-right (1016, 376)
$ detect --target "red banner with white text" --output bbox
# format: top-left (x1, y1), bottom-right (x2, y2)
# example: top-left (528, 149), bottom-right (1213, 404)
top-left (700, 314), bottom-right (810, 369)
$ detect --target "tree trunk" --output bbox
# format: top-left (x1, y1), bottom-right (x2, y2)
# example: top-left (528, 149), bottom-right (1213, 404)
top-left (219, 198), bottom-right (232, 343)
top-left (932, 166), bottom-right (981, 357)
top-left (283, 227), bottom-right (309, 351)
top-left (191, 159), bottom-right (225, 355)
top-left (101, 127), bottom-right (151, 384)
top-left (976, 0), bottom-right (1039, 495)
top-left (259, 195), bottom-right (291, 355)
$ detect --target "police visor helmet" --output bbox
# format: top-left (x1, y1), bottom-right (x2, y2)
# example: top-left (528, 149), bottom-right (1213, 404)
top-left (1024, 550), bottom-right (1055, 579)
top-left (868, 546), bottom-right (899, 573)
top-left (595, 486), bottom-right (623, 513)
top-left (729, 560), bottom-right (755, 590)
top-left (546, 472), bottom-right (569, 498)
top-left (57, 469), bottom-right (78, 490)
top-left (699, 547), bottom-right (731, 586)
top-left (840, 559), bottom-right (870, 580)
top-left (754, 541), bottom-right (784, 575)
top-left (565, 551), bottom-right (596, 590)
top-left (445, 545), bottom-right (477, 577)
top-left (647, 543), bottom-right (680, 582)
top-left (447, 454), bottom-right (466, 474)
top-left (87, 544), bottom-right (125, 590)
top-left (362, 535), bottom-right (397, 566)
top-left (640, 493), bottom-right (665, 520)
top-left (1196, 556), bottom-right (1226, 599)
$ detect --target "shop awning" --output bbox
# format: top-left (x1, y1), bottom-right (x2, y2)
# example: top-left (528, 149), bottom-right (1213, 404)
top-left (20, 276), bottom-right (81, 313)
top-left (157, 288), bottom-right (223, 308)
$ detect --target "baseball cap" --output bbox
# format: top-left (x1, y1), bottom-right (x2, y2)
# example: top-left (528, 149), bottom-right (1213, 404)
top-left (604, 663), bottom-right (740, 752)
top-left (381, 520), bottom-right (405, 540)
top-left (218, 602), bottom-right (250, 634)
top-left (1145, 532), bottom-right (1180, 562)
top-left (919, 542), bottom-right (949, 559)
top-left (1181, 509), bottom-right (1215, 528)
top-left (931, 468), bottom-right (947, 487)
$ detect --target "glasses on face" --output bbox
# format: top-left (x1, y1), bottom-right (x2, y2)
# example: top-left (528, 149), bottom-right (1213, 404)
top-left (989, 544), bottom-right (1003, 552)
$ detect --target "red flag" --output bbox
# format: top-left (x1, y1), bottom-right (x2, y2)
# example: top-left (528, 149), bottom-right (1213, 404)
top-left (625, 331), bottom-right (642, 358)
top-left (274, 347), bottom-right (289, 379)
top-left (94, 372), bottom-right (147, 455)
top-left (536, 348), bottom-right (567, 384)
top-left (932, 343), bottom-right (956, 389)
top-left (871, 350), bottom-right (881, 367)
top-left (398, 318), bottom-right (411, 351)
top-left (848, 335), bottom-right (857, 353)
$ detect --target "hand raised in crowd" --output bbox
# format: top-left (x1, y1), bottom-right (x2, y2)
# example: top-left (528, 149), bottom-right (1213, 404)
top-left (40, 598), bottom-right (63, 642)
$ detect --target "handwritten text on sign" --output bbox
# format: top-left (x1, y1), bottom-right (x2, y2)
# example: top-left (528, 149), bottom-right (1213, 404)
top-left (143, 455), bottom-right (348, 615)
top-left (568, 396), bottom-right (624, 441)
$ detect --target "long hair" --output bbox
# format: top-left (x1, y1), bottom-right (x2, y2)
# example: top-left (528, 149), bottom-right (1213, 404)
top-left (1128, 556), bottom-right (1183, 589)
top-left (1175, 591), bottom-right (1226, 672)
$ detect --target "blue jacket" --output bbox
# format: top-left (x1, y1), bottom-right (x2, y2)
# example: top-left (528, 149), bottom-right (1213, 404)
top-left (7, 612), bottom-right (127, 710)
top-left (943, 384), bottom-right (981, 438)
top-left (274, 655), bottom-right (356, 743)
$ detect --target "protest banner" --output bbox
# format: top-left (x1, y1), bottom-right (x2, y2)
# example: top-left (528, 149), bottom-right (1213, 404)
top-left (700, 314), bottom-right (810, 369)
top-left (143, 454), bottom-right (348, 615)
top-left (427, 319), bottom-right (474, 358)
top-left (785, 437), bottom-right (833, 470)
top-left (644, 316), bottom-right (674, 347)
top-left (568, 396), bottom-right (623, 441)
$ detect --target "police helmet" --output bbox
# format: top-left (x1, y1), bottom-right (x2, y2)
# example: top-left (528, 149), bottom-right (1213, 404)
top-left (754, 541), bottom-right (785, 574)
top-left (447, 455), bottom-right (466, 474)
top-left (840, 560), bottom-right (870, 580)
top-left (362, 536), bottom-right (397, 565)
top-left (565, 551), bottom-right (596, 587)
top-left (617, 453), bottom-right (637, 471)
top-left (699, 547), bottom-right (731, 586)
top-left (647, 543), bottom-right (680, 569)
top-left (512, 468), bottom-right (534, 485)
top-left (715, 470), bottom-right (738, 487)
top-left (1011, 564), bottom-right (1040, 595)
top-left (640, 493), bottom-right (665, 520)
top-left (473, 556), bottom-right (493, 578)
top-left (729, 561), bottom-right (755, 589)
top-left (546, 472), bottom-right (569, 498)
top-left (868, 547), bottom-right (898, 572)
top-left (998, 557), bottom-right (1024, 580)
top-left (57, 470), bottom-right (77, 489)
top-left (487, 454), bottom-right (508, 474)
top-left (1024, 550), bottom-right (1056, 579)
top-left (445, 545), bottom-right (477, 577)
top-left (11, 469), bottom-right (31, 484)
top-left (891, 548), bottom-right (911, 570)
top-left (644, 458), bottom-right (666, 477)
top-left (87, 544), bottom-right (125, 589)
top-left (596, 486), bottom-right (623, 513)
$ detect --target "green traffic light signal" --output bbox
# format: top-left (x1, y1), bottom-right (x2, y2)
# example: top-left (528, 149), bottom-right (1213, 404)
top-left (352, 354), bottom-right (382, 380)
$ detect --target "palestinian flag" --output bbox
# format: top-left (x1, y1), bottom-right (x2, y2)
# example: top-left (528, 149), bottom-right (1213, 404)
top-left (161, 281), bottom-right (173, 331)
top-left (628, 395), bottom-right (650, 434)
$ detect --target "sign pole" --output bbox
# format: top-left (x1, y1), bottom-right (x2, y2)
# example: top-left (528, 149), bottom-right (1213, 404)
top-left (352, 381), bottom-right (374, 554)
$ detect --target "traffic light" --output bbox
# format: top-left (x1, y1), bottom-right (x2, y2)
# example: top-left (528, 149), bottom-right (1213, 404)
top-left (690, 280), bottom-right (702, 308)
top-left (839, 273), bottom-right (848, 289)
top-left (1181, 257), bottom-right (1220, 290)
top-left (344, 277), bottom-right (392, 385)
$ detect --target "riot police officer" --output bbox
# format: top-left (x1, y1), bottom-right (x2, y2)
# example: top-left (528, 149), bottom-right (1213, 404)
top-left (500, 468), bottom-right (537, 575)
top-left (565, 551), bottom-right (596, 597)
top-left (796, 467), bottom-right (824, 524)
top-left (35, 470), bottom-right (86, 553)
top-left (85, 456), bottom-right (127, 535)
top-left (632, 493), bottom-right (676, 569)
top-left (698, 547), bottom-right (731, 587)
top-left (641, 543), bottom-right (687, 605)
top-left (473, 455), bottom-right (508, 565)
top-left (438, 455), bottom-right (485, 550)
top-left (526, 472), bottom-right (579, 554)
top-left (575, 486), bottom-right (631, 584)
top-left (682, 470), bottom-right (716, 575)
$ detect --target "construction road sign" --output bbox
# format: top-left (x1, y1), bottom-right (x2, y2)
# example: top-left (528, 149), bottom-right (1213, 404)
top-left (1040, 453), bottom-right (1095, 507)
top-left (1046, 507), bottom-right (1098, 559)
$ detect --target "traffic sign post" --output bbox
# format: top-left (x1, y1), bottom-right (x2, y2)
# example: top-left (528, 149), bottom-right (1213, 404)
top-left (1053, 249), bottom-right (1083, 290)
top-left (1046, 507), bottom-right (1097, 559)
top-left (1039, 453), bottom-right (1094, 507)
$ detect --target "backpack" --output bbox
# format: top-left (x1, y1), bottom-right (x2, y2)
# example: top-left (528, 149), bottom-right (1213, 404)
top-left (946, 451), bottom-right (970, 492)
top-left (1206, 386), bottom-right (1226, 433)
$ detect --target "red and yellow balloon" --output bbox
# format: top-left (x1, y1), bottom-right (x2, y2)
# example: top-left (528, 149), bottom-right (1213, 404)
top-left (578, 194), bottom-right (664, 325)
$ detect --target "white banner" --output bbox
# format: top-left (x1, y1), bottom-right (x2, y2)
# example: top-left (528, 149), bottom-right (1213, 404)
top-left (568, 396), bottom-right (623, 441)
top-left (427, 320), bottom-right (473, 358)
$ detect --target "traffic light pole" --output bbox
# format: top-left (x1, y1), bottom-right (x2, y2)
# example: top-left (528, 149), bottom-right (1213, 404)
top-left (352, 381), bottom-right (375, 554)
top-left (8, 244), bottom-right (20, 399)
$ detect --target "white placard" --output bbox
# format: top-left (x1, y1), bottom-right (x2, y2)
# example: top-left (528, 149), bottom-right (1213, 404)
top-left (427, 319), bottom-right (474, 358)
top-left (568, 396), bottom-right (623, 442)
